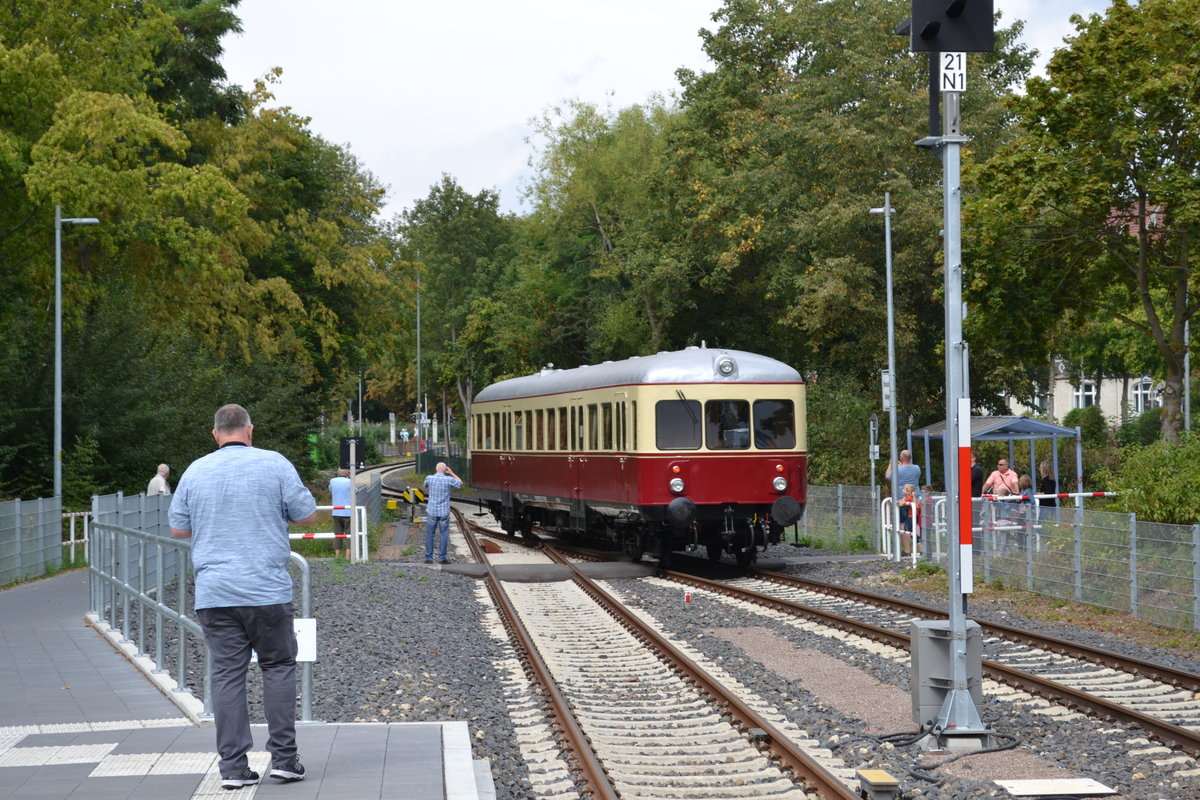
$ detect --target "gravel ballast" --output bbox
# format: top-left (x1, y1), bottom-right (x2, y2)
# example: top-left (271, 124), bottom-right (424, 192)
top-left (226, 529), bottom-right (1197, 800)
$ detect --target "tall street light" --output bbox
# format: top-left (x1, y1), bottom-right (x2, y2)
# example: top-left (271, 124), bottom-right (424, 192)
top-left (870, 193), bottom-right (900, 559)
top-left (54, 205), bottom-right (99, 499)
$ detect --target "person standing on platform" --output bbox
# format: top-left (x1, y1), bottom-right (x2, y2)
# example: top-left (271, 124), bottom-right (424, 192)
top-left (169, 404), bottom-right (316, 790)
top-left (1038, 460), bottom-right (1058, 523)
top-left (982, 457), bottom-right (1020, 495)
top-left (885, 450), bottom-right (922, 498)
top-left (147, 463), bottom-right (171, 495)
top-left (885, 450), bottom-right (922, 548)
top-left (328, 468), bottom-right (352, 560)
top-left (423, 461), bottom-right (462, 565)
top-left (970, 451), bottom-right (984, 498)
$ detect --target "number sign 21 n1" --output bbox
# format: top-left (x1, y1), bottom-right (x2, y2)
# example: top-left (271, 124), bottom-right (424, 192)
top-left (940, 52), bottom-right (966, 93)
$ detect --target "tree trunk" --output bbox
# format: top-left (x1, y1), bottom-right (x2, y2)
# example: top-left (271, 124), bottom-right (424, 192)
top-left (1161, 366), bottom-right (1183, 443)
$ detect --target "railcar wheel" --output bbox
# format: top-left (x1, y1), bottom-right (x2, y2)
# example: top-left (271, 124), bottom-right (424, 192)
top-left (733, 520), bottom-right (757, 568)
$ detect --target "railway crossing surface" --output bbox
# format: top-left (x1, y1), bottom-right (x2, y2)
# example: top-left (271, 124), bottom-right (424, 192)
top-left (0, 570), bottom-right (493, 800)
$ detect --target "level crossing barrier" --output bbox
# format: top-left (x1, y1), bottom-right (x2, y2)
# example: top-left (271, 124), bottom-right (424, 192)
top-left (293, 503), bottom-right (369, 562)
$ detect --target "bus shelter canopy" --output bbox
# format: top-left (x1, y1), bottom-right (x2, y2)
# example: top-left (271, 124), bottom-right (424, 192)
top-left (909, 415), bottom-right (1078, 442)
top-left (905, 416), bottom-right (1082, 499)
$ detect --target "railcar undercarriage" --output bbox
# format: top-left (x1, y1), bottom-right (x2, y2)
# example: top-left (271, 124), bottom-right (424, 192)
top-left (485, 495), bottom-right (803, 568)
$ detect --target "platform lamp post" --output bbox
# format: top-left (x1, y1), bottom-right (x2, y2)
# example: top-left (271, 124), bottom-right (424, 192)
top-left (870, 194), bottom-right (901, 560)
top-left (54, 205), bottom-right (100, 499)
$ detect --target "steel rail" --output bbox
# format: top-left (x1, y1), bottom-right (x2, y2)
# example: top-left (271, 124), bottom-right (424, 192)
top-left (752, 569), bottom-right (1200, 693)
top-left (537, 546), bottom-right (860, 800)
top-left (455, 511), bottom-right (619, 800)
top-left (663, 569), bottom-right (1200, 757)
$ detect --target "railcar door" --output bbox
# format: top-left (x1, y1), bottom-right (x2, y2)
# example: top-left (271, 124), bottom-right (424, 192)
top-left (568, 397), bottom-right (586, 531)
top-left (499, 407), bottom-right (517, 532)
top-left (612, 393), bottom-right (631, 507)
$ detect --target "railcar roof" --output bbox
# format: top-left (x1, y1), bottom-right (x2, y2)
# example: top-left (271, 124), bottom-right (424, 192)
top-left (473, 347), bottom-right (803, 403)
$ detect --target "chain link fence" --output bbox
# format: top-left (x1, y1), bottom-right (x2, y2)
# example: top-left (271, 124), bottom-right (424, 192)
top-left (799, 484), bottom-right (1200, 631)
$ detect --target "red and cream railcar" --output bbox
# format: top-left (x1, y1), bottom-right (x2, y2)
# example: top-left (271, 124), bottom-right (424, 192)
top-left (470, 346), bottom-right (806, 565)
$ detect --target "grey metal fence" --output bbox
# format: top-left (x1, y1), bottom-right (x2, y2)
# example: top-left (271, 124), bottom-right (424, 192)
top-left (88, 491), bottom-right (317, 721)
top-left (969, 503), bottom-right (1200, 631)
top-left (802, 484), bottom-right (1200, 631)
top-left (800, 484), bottom-right (879, 550)
top-left (0, 496), bottom-right (63, 585)
top-left (360, 471), bottom-right (383, 525)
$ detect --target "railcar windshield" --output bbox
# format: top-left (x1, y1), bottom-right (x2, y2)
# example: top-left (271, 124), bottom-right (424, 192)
top-left (705, 400), bottom-right (750, 450)
top-left (656, 399), bottom-right (701, 449)
top-left (753, 399), bottom-right (796, 449)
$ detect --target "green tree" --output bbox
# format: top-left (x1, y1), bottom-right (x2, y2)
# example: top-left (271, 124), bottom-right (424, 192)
top-left (393, 176), bottom-right (514, 418)
top-left (526, 99), bottom-right (692, 357)
top-left (671, 0), bottom-right (1031, 424)
top-left (151, 0), bottom-right (247, 124)
top-left (0, 3), bottom-right (398, 498)
top-left (971, 0), bottom-right (1200, 442)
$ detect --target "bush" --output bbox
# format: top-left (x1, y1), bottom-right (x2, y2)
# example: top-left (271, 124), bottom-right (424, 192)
top-left (1061, 405), bottom-right (1108, 447)
top-left (1115, 407), bottom-right (1162, 447)
top-left (1099, 432), bottom-right (1200, 524)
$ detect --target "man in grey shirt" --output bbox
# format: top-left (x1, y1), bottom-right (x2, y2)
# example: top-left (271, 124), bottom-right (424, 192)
top-left (170, 404), bottom-right (317, 790)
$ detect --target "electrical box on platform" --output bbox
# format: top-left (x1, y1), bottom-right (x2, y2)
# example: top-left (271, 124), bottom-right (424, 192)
top-left (911, 619), bottom-right (983, 728)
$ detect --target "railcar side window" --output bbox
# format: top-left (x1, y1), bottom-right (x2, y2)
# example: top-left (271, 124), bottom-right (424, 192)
top-left (655, 399), bottom-right (701, 450)
top-left (514, 412), bottom-right (524, 451)
top-left (601, 403), bottom-right (613, 450)
top-left (753, 400), bottom-right (796, 449)
top-left (535, 409), bottom-right (544, 450)
top-left (587, 404), bottom-right (598, 450)
top-left (705, 400), bottom-right (750, 450)
top-left (558, 407), bottom-right (568, 449)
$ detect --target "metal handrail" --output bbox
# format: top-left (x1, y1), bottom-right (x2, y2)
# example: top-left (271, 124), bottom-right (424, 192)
top-left (88, 521), bottom-right (314, 721)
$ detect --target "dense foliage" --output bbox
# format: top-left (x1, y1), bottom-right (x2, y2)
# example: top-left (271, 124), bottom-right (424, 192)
top-left (1100, 434), bottom-right (1200, 525)
top-left (968, 0), bottom-right (1200, 442)
top-left (0, 0), bottom-right (398, 505)
top-left (4, 0), bottom-right (1198, 523)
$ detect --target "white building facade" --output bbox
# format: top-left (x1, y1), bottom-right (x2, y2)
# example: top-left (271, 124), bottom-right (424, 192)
top-left (1008, 359), bottom-right (1161, 424)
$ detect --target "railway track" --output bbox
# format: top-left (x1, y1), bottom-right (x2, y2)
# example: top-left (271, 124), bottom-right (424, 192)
top-left (456, 521), bottom-right (1200, 769)
top-left (457, 511), bottom-right (861, 800)
top-left (657, 565), bottom-right (1200, 761)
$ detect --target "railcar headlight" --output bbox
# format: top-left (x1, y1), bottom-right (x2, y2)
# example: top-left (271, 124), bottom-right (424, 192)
top-left (772, 476), bottom-right (788, 492)
top-left (669, 477), bottom-right (685, 493)
top-left (716, 356), bottom-right (736, 376)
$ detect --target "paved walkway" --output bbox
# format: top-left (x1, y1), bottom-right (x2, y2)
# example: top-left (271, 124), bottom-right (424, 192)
top-left (0, 570), bottom-right (489, 799)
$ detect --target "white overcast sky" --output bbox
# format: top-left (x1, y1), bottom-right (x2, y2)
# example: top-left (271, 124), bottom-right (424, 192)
top-left (220, 1), bottom-right (1112, 220)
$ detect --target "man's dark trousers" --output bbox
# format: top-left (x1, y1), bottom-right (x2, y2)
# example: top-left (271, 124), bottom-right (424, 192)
top-left (197, 604), bottom-right (298, 778)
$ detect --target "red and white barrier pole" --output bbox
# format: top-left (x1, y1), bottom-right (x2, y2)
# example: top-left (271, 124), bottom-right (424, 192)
top-left (957, 397), bottom-right (973, 594)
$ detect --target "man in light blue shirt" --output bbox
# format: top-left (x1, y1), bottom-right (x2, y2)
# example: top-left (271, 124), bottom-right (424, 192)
top-left (328, 468), bottom-right (352, 559)
top-left (885, 449), bottom-right (922, 499)
top-left (169, 404), bottom-right (316, 790)
top-left (423, 462), bottom-right (462, 564)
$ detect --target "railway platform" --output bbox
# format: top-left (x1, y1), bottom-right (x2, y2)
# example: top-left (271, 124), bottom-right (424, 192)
top-left (0, 570), bottom-right (494, 800)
